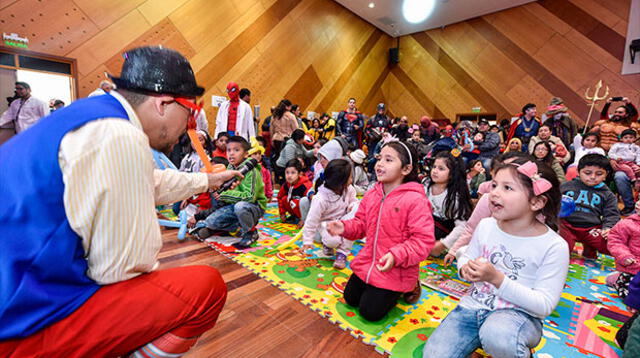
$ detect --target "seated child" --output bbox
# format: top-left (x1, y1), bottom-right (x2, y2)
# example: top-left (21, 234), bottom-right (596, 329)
top-left (466, 159), bottom-right (486, 199)
top-left (424, 161), bottom-right (568, 357)
top-left (302, 159), bottom-right (357, 269)
top-left (327, 141), bottom-right (434, 321)
top-left (311, 139), bottom-right (327, 178)
top-left (444, 152), bottom-right (533, 266)
top-left (607, 199), bottom-right (640, 298)
top-left (278, 159), bottom-right (312, 226)
top-left (408, 125), bottom-right (429, 159)
top-left (211, 131), bottom-right (230, 159)
top-left (255, 135), bottom-right (272, 171)
top-left (532, 141), bottom-right (566, 183)
top-left (195, 136), bottom-right (267, 248)
top-left (348, 149), bottom-right (370, 195)
top-left (560, 154), bottom-right (619, 258)
top-left (174, 130), bottom-right (214, 219)
top-left (428, 151), bottom-right (472, 257)
top-left (251, 140), bottom-right (273, 200)
top-left (609, 129), bottom-right (640, 187)
top-left (566, 132), bottom-right (605, 181)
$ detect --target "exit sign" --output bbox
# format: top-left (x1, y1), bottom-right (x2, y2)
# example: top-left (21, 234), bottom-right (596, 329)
top-left (471, 107), bottom-right (481, 113)
top-left (3, 33), bottom-right (28, 49)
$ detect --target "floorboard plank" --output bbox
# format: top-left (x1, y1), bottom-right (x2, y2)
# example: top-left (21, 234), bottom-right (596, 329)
top-left (157, 230), bottom-right (384, 357)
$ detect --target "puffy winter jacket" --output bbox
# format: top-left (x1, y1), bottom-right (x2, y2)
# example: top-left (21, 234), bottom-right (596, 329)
top-left (342, 181), bottom-right (435, 292)
top-left (278, 175), bottom-right (312, 217)
top-left (607, 214), bottom-right (640, 274)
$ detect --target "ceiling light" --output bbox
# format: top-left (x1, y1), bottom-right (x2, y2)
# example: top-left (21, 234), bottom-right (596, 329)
top-left (402, 0), bottom-right (436, 24)
top-left (368, 2), bottom-right (375, 8)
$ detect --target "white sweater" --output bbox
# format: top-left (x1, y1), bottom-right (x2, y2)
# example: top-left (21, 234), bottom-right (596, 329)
top-left (608, 142), bottom-right (640, 163)
top-left (458, 218), bottom-right (569, 318)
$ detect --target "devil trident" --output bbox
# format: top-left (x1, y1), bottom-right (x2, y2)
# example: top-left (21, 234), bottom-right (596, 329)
top-left (583, 80), bottom-right (609, 134)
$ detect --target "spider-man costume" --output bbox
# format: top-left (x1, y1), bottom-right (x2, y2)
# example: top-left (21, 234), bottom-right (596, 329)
top-left (226, 82), bottom-right (239, 135)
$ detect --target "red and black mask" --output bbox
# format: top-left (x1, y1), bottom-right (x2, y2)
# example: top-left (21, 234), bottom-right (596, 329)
top-left (227, 82), bottom-right (239, 102)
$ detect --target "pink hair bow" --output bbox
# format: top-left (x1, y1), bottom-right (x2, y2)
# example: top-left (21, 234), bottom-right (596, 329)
top-left (516, 161), bottom-right (552, 195)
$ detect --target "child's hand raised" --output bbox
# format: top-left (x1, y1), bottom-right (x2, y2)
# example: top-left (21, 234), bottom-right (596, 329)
top-left (326, 221), bottom-right (344, 236)
top-left (466, 258), bottom-right (505, 288)
top-left (376, 252), bottom-right (395, 272)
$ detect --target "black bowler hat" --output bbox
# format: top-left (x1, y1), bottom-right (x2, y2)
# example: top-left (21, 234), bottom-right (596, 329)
top-left (109, 46), bottom-right (204, 97)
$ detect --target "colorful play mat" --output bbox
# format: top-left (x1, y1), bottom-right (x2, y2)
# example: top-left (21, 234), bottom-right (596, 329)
top-left (163, 202), bottom-right (634, 357)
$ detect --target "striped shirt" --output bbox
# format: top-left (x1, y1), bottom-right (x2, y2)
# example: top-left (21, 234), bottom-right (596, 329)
top-left (58, 91), bottom-right (208, 284)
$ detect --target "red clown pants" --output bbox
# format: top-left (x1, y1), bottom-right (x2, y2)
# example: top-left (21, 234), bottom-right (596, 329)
top-left (0, 265), bottom-right (227, 358)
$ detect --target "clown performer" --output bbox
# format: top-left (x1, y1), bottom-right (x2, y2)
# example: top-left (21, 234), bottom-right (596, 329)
top-left (0, 46), bottom-right (243, 357)
top-left (215, 81), bottom-right (255, 140)
top-left (592, 97), bottom-right (640, 152)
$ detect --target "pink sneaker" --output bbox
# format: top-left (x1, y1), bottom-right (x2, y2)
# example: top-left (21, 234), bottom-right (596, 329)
top-left (606, 272), bottom-right (620, 288)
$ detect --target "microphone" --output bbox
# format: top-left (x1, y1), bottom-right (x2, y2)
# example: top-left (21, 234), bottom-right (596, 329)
top-left (215, 158), bottom-right (258, 194)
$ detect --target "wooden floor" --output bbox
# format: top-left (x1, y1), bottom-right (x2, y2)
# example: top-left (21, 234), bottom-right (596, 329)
top-left (158, 228), bottom-right (383, 358)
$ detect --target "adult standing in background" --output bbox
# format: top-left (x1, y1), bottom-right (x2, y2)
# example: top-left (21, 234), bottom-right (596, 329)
top-left (214, 82), bottom-right (255, 140)
top-left (239, 87), bottom-right (259, 134)
top-left (337, 98), bottom-right (364, 148)
top-left (270, 99), bottom-right (298, 166)
top-left (0, 81), bottom-right (48, 141)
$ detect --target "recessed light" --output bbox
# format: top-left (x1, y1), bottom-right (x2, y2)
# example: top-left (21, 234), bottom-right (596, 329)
top-left (402, 0), bottom-right (436, 24)
top-left (368, 2), bottom-right (375, 8)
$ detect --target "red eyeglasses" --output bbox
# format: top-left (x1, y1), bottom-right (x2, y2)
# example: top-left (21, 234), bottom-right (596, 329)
top-left (174, 97), bottom-right (203, 130)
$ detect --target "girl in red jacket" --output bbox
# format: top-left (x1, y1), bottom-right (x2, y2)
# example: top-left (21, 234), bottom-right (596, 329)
top-left (278, 159), bottom-right (312, 226)
top-left (327, 141), bottom-right (435, 321)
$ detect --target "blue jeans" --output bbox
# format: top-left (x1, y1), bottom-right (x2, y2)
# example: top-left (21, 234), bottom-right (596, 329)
top-left (615, 171), bottom-right (635, 209)
top-left (204, 201), bottom-right (264, 239)
top-left (423, 305), bottom-right (542, 358)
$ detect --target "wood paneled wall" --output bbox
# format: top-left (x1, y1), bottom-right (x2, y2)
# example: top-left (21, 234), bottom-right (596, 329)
top-left (3, 0), bottom-right (636, 128)
top-left (0, 0), bottom-right (392, 130)
top-left (385, 0), bottom-right (640, 125)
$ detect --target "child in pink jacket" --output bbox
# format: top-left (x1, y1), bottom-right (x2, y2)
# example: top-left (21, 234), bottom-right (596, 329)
top-left (328, 141), bottom-right (434, 321)
top-left (607, 200), bottom-right (640, 298)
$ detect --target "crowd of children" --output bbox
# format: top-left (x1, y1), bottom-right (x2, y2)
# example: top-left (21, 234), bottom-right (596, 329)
top-left (162, 96), bottom-right (640, 356)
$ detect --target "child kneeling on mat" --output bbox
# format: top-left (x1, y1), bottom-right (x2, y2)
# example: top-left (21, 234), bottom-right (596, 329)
top-left (302, 159), bottom-right (357, 269)
top-left (424, 161), bottom-right (569, 358)
top-left (327, 141), bottom-right (434, 321)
